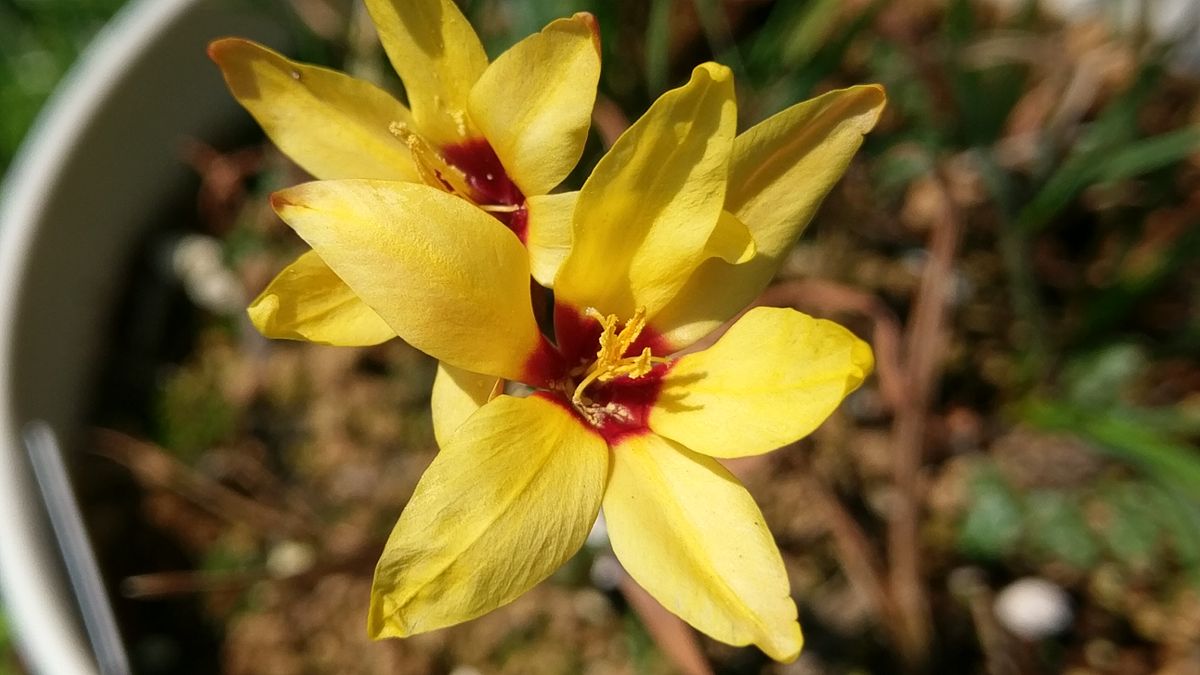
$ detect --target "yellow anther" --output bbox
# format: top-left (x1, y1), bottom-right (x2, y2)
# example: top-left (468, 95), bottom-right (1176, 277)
top-left (387, 120), bottom-right (410, 138)
top-left (618, 348), bottom-right (655, 379)
top-left (571, 308), bottom-right (660, 408)
top-left (586, 306), bottom-right (646, 370)
top-left (388, 121), bottom-right (473, 198)
top-left (449, 109), bottom-right (470, 138)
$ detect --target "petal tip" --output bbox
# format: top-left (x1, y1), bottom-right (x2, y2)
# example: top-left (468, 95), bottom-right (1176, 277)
top-left (694, 61), bottom-right (733, 84)
top-left (245, 292), bottom-right (278, 329)
top-left (850, 337), bottom-right (875, 387)
top-left (845, 83), bottom-right (888, 130)
top-left (760, 620), bottom-right (804, 663)
top-left (205, 39), bottom-right (223, 62)
top-left (367, 580), bottom-right (419, 640)
top-left (366, 598), bottom-right (408, 641)
top-left (206, 37), bottom-right (234, 64)
top-left (206, 36), bottom-right (253, 65)
top-left (863, 83), bottom-right (889, 119)
top-left (268, 190), bottom-right (296, 213)
top-left (573, 11), bottom-right (601, 53)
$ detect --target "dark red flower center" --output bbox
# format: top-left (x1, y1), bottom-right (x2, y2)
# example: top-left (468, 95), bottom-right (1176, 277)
top-left (525, 303), bottom-right (674, 445)
top-left (441, 139), bottom-right (528, 242)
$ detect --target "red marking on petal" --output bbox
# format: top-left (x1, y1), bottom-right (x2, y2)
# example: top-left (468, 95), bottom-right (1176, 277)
top-left (522, 336), bottom-right (569, 389)
top-left (530, 364), bottom-right (667, 447)
top-left (507, 203), bottom-right (529, 243)
top-left (537, 303), bottom-right (674, 444)
top-left (627, 322), bottom-right (671, 358)
top-left (553, 302), bottom-right (602, 370)
top-left (441, 138), bottom-right (524, 206)
top-left (553, 301), bottom-right (674, 363)
top-left (441, 138), bottom-right (529, 240)
top-left (588, 362), bottom-right (671, 445)
top-left (531, 391), bottom-right (605, 437)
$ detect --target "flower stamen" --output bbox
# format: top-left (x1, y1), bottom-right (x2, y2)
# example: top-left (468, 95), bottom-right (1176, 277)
top-left (477, 204), bottom-right (522, 214)
top-left (571, 307), bottom-right (667, 409)
top-left (388, 121), bottom-right (473, 197)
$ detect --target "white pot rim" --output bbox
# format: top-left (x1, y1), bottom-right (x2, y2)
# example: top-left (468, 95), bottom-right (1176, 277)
top-left (0, 1), bottom-right (285, 672)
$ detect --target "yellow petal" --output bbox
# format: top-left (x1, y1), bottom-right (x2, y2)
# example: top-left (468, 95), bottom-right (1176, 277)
top-left (208, 38), bottom-right (417, 181)
top-left (729, 84), bottom-right (886, 251)
top-left (271, 180), bottom-right (551, 383)
top-left (524, 191), bottom-right (578, 287)
top-left (650, 306), bottom-right (872, 458)
top-left (554, 63), bottom-right (737, 320)
top-left (370, 395), bottom-right (607, 637)
top-left (468, 13), bottom-right (601, 196)
top-left (247, 250), bottom-right (394, 345)
top-left (708, 210), bottom-right (756, 265)
top-left (364, 0), bottom-right (488, 145)
top-left (604, 433), bottom-right (803, 661)
top-left (651, 85), bottom-right (886, 349)
top-left (430, 362), bottom-right (499, 448)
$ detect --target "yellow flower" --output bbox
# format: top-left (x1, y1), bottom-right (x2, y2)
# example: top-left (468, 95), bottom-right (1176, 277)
top-left (266, 61), bottom-right (885, 660)
top-left (208, 0), bottom-right (600, 345)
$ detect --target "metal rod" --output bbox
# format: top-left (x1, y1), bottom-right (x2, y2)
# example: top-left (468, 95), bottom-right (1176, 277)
top-left (24, 421), bottom-right (131, 675)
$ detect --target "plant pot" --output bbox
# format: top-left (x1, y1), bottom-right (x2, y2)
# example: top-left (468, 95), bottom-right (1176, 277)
top-left (0, 1), bottom-right (287, 672)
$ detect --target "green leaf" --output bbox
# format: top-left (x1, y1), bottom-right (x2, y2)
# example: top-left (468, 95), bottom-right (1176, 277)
top-left (1022, 399), bottom-right (1200, 499)
top-left (643, 0), bottom-right (671, 94)
top-left (1011, 59), bottom-right (1182, 234)
top-left (1077, 218), bottom-right (1200, 340)
top-left (1076, 60), bottom-right (1165, 155)
top-left (155, 356), bottom-right (237, 462)
top-left (689, 0), bottom-right (746, 87)
top-left (1097, 127), bottom-right (1200, 183)
top-left (942, 0), bottom-right (1031, 145)
top-left (1061, 343), bottom-right (1147, 407)
top-left (745, 0), bottom-right (841, 72)
top-left (779, 0), bottom-right (883, 102)
top-left (1017, 126), bottom-right (1200, 234)
top-left (958, 466), bottom-right (1023, 559)
top-left (865, 41), bottom-right (942, 148)
top-left (1117, 406), bottom-right (1200, 438)
top-left (1146, 486), bottom-right (1200, 585)
top-left (1099, 482), bottom-right (1161, 571)
top-left (872, 145), bottom-right (936, 202)
top-left (474, 0), bottom-right (591, 53)
top-left (1024, 491), bottom-right (1100, 569)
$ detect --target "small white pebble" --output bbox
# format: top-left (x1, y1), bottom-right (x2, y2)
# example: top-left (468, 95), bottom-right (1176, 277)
top-left (994, 577), bottom-right (1073, 640)
top-left (266, 540), bottom-right (316, 578)
top-left (192, 273), bottom-right (244, 314)
top-left (169, 234), bottom-right (244, 314)
top-left (171, 234), bottom-right (222, 277)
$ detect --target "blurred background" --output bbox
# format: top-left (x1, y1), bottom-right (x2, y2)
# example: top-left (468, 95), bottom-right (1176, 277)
top-left (2, 0), bottom-right (1200, 673)
top-left (0, 0), bottom-right (126, 171)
